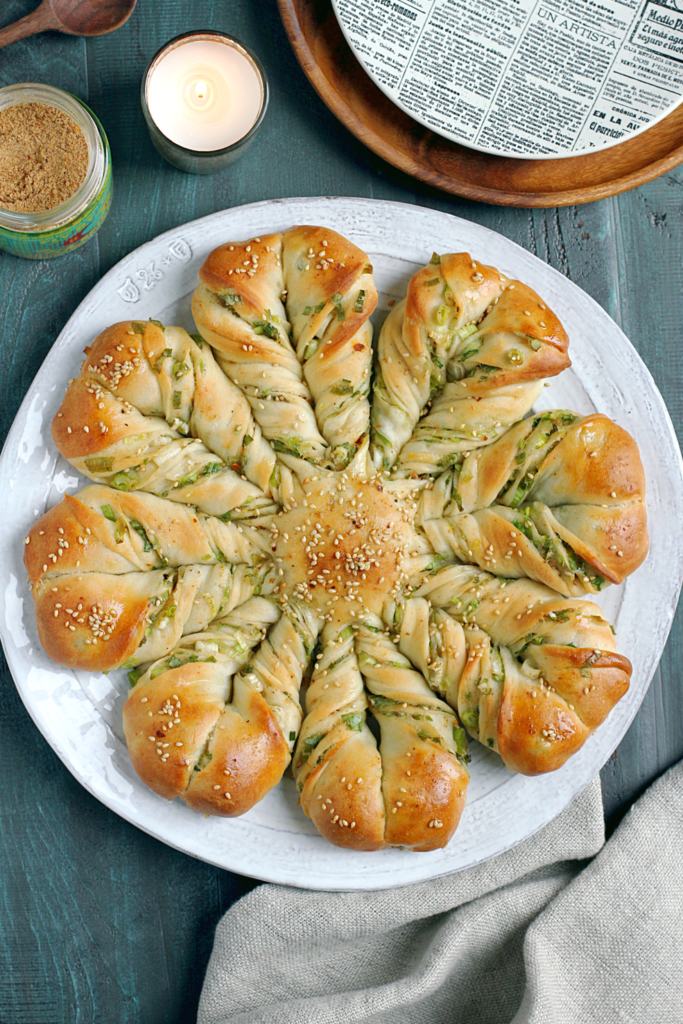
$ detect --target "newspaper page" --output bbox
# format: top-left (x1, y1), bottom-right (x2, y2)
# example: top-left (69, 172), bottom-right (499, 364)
top-left (333, 0), bottom-right (683, 157)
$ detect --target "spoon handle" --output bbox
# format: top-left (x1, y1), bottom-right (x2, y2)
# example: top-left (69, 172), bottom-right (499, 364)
top-left (0, 5), bottom-right (60, 50)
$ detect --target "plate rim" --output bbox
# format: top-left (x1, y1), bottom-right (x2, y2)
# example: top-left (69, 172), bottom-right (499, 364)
top-left (1, 194), bottom-right (682, 890)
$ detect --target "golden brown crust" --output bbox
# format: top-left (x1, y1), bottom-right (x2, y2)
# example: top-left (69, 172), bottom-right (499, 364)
top-left (123, 662), bottom-right (224, 800)
top-left (300, 734), bottom-right (386, 851)
top-left (184, 683), bottom-right (289, 815)
top-left (415, 564), bottom-right (633, 776)
top-left (51, 320), bottom-right (168, 458)
top-left (32, 571), bottom-right (164, 672)
top-left (298, 731), bottom-right (467, 852)
top-left (474, 281), bottom-right (569, 378)
top-left (198, 226), bottom-right (377, 347)
top-left (26, 487), bottom-right (259, 584)
top-left (123, 649), bottom-right (291, 816)
top-left (24, 494), bottom-right (132, 584)
top-left (372, 252), bottom-right (572, 475)
top-left (120, 591), bottom-right (298, 815)
top-left (198, 232), bottom-right (282, 300)
top-left (25, 485), bottom-right (265, 672)
top-left (497, 647), bottom-right (631, 775)
top-left (381, 740), bottom-right (468, 851)
top-left (192, 225), bottom-right (378, 470)
top-left (406, 254), bottom-right (570, 385)
top-left (286, 224), bottom-right (378, 350)
top-left (421, 411), bottom-right (648, 598)
top-left (295, 619), bottom-right (469, 852)
top-left (52, 375), bottom-right (145, 460)
top-left (534, 414), bottom-right (648, 583)
top-left (50, 318), bottom-right (278, 520)
top-left (273, 476), bottom-right (413, 624)
top-left (497, 679), bottom-right (591, 776)
top-left (531, 645), bottom-right (633, 731)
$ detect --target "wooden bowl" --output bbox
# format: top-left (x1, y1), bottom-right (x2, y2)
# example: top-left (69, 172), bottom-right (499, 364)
top-left (278, 0), bottom-right (683, 207)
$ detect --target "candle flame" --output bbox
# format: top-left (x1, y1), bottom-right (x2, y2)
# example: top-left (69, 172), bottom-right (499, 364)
top-left (194, 80), bottom-right (208, 100)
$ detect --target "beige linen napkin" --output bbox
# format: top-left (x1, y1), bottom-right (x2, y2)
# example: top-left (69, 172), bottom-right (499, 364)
top-left (198, 761), bottom-right (683, 1024)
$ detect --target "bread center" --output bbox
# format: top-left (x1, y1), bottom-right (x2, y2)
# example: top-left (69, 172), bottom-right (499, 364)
top-left (274, 477), bottom-right (411, 623)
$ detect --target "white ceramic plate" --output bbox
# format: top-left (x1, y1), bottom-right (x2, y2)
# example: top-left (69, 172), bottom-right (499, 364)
top-left (1, 197), bottom-right (681, 890)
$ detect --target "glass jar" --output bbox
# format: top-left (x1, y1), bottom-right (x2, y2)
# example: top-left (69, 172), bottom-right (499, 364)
top-left (141, 31), bottom-right (269, 175)
top-left (0, 83), bottom-right (112, 259)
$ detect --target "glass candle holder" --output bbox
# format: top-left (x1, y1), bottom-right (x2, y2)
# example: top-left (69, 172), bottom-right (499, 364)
top-left (141, 31), bottom-right (269, 175)
top-left (0, 83), bottom-right (112, 260)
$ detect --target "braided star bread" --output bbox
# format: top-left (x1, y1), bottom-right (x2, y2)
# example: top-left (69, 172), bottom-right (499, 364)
top-left (26, 227), bottom-right (647, 851)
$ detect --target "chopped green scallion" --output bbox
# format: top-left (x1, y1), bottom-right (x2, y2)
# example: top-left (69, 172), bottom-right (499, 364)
top-left (111, 469), bottom-right (140, 492)
top-left (129, 520), bottom-right (153, 552)
top-left (152, 348), bottom-right (172, 373)
top-left (85, 456), bottom-right (114, 473)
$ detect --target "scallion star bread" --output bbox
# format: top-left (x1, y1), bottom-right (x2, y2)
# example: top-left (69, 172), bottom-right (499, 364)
top-left (29, 227), bottom-right (646, 850)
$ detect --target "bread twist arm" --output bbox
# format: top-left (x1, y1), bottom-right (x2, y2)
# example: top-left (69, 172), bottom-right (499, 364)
top-left (123, 595), bottom-right (284, 815)
top-left (417, 411), bottom-right (648, 596)
top-left (356, 617), bottom-right (469, 849)
top-left (123, 595), bottom-right (321, 816)
top-left (52, 320), bottom-right (285, 516)
top-left (294, 621), bottom-right (383, 850)
top-left (295, 618), bottom-right (469, 851)
top-left (239, 597), bottom-right (322, 748)
top-left (370, 253), bottom-right (570, 473)
top-left (25, 485), bottom-right (272, 671)
top-left (411, 564), bottom-right (631, 774)
top-left (191, 226), bottom-right (376, 469)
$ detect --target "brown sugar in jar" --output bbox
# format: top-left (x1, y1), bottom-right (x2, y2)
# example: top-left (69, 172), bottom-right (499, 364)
top-left (0, 102), bottom-right (89, 213)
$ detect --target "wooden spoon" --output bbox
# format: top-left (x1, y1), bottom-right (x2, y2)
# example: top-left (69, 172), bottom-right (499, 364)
top-left (0, 0), bottom-right (137, 49)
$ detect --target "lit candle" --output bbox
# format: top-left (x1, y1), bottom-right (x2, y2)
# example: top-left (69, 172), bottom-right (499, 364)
top-left (141, 32), bottom-right (268, 174)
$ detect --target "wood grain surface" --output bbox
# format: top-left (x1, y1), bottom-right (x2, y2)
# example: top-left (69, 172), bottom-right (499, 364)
top-left (279, 0), bottom-right (683, 208)
top-left (0, 0), bottom-right (682, 1020)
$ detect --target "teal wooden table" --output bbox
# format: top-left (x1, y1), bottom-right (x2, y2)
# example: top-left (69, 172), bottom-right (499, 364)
top-left (1, 1), bottom-right (681, 1021)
